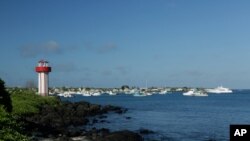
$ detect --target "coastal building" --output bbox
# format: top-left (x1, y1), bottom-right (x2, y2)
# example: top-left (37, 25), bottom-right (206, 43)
top-left (35, 60), bottom-right (52, 96)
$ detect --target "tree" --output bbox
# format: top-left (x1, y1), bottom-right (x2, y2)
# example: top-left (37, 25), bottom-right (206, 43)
top-left (85, 87), bottom-right (91, 91)
top-left (0, 78), bottom-right (12, 113)
top-left (121, 85), bottom-right (129, 90)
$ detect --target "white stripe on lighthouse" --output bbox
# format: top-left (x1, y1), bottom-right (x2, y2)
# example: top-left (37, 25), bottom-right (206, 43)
top-left (38, 73), bottom-right (42, 94)
top-left (41, 72), bottom-right (44, 95)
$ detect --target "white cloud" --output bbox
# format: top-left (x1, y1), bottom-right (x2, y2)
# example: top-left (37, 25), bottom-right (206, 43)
top-left (84, 42), bottom-right (118, 54)
top-left (97, 43), bottom-right (117, 53)
top-left (20, 40), bottom-right (61, 58)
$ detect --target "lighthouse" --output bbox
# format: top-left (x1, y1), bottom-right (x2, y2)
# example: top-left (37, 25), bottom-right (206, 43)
top-left (35, 60), bottom-right (52, 96)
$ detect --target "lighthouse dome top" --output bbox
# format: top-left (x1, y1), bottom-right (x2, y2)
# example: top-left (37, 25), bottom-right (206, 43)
top-left (38, 60), bottom-right (50, 67)
top-left (36, 60), bottom-right (51, 73)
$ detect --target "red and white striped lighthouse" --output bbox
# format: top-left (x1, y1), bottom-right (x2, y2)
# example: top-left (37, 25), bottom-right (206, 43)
top-left (35, 60), bottom-right (52, 96)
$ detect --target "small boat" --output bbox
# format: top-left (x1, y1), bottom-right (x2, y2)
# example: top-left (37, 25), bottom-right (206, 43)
top-left (133, 94), bottom-right (146, 97)
top-left (57, 93), bottom-right (64, 97)
top-left (183, 89), bottom-right (195, 96)
top-left (91, 92), bottom-right (101, 96)
top-left (62, 91), bottom-right (73, 97)
top-left (183, 89), bottom-right (208, 97)
top-left (82, 93), bottom-right (91, 96)
top-left (133, 92), bottom-right (146, 97)
top-left (159, 90), bottom-right (168, 94)
top-left (107, 91), bottom-right (116, 96)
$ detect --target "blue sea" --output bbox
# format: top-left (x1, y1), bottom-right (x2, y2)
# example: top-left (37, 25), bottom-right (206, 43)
top-left (61, 90), bottom-right (250, 141)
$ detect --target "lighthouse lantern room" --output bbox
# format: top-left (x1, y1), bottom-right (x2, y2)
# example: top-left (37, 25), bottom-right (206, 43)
top-left (35, 60), bottom-right (51, 96)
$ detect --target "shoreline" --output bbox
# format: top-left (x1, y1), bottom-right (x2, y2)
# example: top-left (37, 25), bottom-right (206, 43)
top-left (21, 98), bottom-right (148, 141)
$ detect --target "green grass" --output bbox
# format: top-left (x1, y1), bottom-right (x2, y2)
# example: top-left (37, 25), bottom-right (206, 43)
top-left (0, 106), bottom-right (30, 141)
top-left (0, 89), bottom-right (60, 141)
top-left (11, 89), bottom-right (60, 115)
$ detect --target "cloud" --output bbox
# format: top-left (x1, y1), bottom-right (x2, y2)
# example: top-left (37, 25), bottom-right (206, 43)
top-left (20, 40), bottom-right (62, 58)
top-left (97, 43), bottom-right (117, 53)
top-left (185, 70), bottom-right (204, 77)
top-left (168, 70), bottom-right (205, 79)
top-left (84, 42), bottom-right (118, 54)
top-left (101, 70), bottom-right (113, 76)
top-left (115, 66), bottom-right (129, 75)
top-left (52, 63), bottom-right (78, 73)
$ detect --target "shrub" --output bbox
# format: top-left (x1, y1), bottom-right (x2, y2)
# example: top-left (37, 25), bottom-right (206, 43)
top-left (0, 107), bottom-right (29, 141)
top-left (11, 89), bottom-right (60, 115)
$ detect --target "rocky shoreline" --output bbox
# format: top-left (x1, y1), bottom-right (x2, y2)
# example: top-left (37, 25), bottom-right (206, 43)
top-left (19, 99), bottom-right (152, 141)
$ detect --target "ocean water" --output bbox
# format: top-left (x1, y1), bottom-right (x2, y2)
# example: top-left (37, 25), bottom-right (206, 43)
top-left (61, 90), bottom-right (250, 141)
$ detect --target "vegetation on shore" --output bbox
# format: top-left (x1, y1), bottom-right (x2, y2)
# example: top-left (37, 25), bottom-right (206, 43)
top-left (0, 78), bottom-right (60, 141)
top-left (0, 78), bottom-right (141, 141)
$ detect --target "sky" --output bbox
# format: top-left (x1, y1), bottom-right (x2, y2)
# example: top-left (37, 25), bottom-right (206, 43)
top-left (1, 0), bottom-right (250, 89)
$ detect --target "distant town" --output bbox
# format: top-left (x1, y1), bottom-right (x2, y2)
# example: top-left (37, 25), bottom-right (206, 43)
top-left (7, 85), bottom-right (233, 98)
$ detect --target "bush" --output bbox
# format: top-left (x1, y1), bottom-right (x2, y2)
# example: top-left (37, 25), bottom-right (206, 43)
top-left (11, 89), bottom-right (60, 115)
top-left (0, 78), bottom-right (60, 140)
top-left (0, 107), bottom-right (30, 141)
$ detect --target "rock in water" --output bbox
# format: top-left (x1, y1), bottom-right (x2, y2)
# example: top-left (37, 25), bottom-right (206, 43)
top-left (99, 130), bottom-right (143, 141)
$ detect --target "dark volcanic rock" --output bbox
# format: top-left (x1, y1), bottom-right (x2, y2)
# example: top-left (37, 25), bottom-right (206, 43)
top-left (100, 120), bottom-right (106, 123)
top-left (102, 105), bottom-right (128, 114)
top-left (100, 130), bottom-right (143, 141)
top-left (86, 129), bottom-right (143, 141)
top-left (92, 118), bottom-right (98, 124)
top-left (21, 100), bottom-right (129, 139)
top-left (125, 116), bottom-right (132, 119)
top-left (138, 128), bottom-right (155, 134)
top-left (99, 115), bottom-right (107, 119)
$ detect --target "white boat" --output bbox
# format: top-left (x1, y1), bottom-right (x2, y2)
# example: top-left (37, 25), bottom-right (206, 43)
top-left (91, 92), bottom-right (101, 96)
top-left (75, 91), bottom-right (82, 95)
top-left (183, 89), bottom-right (208, 97)
top-left (144, 91), bottom-right (152, 96)
top-left (62, 91), bottom-right (73, 97)
top-left (57, 93), bottom-right (64, 97)
top-left (82, 93), bottom-right (91, 97)
top-left (159, 90), bottom-right (168, 95)
top-left (183, 89), bottom-right (195, 96)
top-left (133, 92), bottom-right (146, 97)
top-left (81, 91), bottom-right (91, 96)
top-left (205, 86), bottom-right (232, 94)
top-left (107, 91), bottom-right (116, 96)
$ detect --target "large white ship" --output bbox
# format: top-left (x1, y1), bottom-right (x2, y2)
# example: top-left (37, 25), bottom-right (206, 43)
top-left (205, 86), bottom-right (233, 94)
